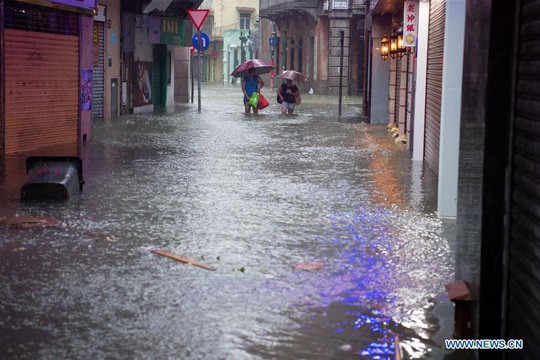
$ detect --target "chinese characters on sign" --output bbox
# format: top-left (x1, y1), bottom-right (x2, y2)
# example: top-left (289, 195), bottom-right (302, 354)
top-left (403, 0), bottom-right (419, 47)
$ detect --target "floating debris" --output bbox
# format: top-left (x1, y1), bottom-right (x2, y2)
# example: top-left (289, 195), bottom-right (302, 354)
top-left (294, 262), bottom-right (323, 270)
top-left (1, 215), bottom-right (63, 229)
top-left (151, 249), bottom-right (216, 271)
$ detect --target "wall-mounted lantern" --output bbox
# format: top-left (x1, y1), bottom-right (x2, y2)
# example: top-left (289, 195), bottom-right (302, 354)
top-left (389, 31), bottom-right (398, 59)
top-left (380, 35), bottom-right (389, 60)
top-left (397, 28), bottom-right (406, 57)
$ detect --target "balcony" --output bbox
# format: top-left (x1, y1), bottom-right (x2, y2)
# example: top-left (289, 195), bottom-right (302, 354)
top-left (260, 0), bottom-right (366, 22)
top-left (260, 0), bottom-right (320, 22)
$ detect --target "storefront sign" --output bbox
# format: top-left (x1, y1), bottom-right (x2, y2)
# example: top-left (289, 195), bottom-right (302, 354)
top-left (333, 0), bottom-right (348, 10)
top-left (51, 0), bottom-right (97, 10)
top-left (403, 0), bottom-right (419, 47)
top-left (161, 18), bottom-right (185, 46)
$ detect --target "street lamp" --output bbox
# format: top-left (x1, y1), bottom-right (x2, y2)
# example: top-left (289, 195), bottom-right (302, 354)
top-left (380, 35), bottom-right (389, 60)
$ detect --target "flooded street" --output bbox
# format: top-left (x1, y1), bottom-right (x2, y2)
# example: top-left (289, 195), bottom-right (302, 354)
top-left (1, 83), bottom-right (456, 359)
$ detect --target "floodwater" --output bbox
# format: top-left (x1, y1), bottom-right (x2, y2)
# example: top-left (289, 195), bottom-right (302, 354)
top-left (0, 83), bottom-right (456, 359)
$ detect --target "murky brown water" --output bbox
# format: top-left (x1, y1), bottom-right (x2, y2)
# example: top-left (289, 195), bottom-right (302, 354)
top-left (0, 83), bottom-right (455, 359)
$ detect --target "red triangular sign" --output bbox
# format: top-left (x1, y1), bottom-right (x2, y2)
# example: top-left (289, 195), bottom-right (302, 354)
top-left (188, 9), bottom-right (209, 31)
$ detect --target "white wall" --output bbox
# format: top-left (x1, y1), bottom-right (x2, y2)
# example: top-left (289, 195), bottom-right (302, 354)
top-left (370, 16), bottom-right (391, 124)
top-left (437, 0), bottom-right (467, 218)
top-left (412, 1), bottom-right (430, 161)
top-left (167, 46), bottom-right (175, 107)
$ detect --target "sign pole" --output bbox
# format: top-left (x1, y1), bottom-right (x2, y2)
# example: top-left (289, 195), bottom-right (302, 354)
top-left (197, 30), bottom-right (202, 112)
top-left (338, 30), bottom-right (344, 117)
top-left (188, 9), bottom-right (209, 112)
top-left (190, 52), bottom-right (194, 103)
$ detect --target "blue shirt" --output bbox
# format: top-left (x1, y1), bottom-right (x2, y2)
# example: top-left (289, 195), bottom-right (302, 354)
top-left (243, 75), bottom-right (259, 102)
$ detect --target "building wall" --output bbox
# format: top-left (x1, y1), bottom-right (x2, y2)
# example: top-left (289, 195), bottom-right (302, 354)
top-left (202, 0), bottom-right (259, 37)
top-left (315, 16), bottom-right (329, 92)
top-left (369, 14), bottom-right (391, 124)
top-left (100, 0), bottom-right (121, 119)
top-left (200, 0), bottom-right (259, 84)
top-left (80, 15), bottom-right (94, 142)
top-left (132, 14), bottom-right (154, 114)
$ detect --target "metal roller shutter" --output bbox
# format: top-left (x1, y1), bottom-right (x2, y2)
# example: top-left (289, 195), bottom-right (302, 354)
top-left (1, 29), bottom-right (3, 164)
top-left (92, 21), bottom-right (105, 121)
top-left (424, 0), bottom-right (445, 175)
top-left (507, 0), bottom-right (540, 357)
top-left (4, 29), bottom-right (79, 154)
top-left (152, 44), bottom-right (167, 112)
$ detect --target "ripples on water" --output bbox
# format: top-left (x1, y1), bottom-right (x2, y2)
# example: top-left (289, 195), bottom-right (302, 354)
top-left (0, 83), bottom-right (454, 359)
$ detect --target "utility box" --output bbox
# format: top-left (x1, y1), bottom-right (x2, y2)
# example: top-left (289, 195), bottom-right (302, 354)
top-left (21, 156), bottom-right (84, 201)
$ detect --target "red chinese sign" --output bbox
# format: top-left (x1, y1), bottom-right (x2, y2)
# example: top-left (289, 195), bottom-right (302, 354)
top-left (403, 0), bottom-right (419, 47)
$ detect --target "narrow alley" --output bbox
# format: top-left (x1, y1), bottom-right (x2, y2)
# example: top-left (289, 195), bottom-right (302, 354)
top-left (0, 82), bottom-right (459, 359)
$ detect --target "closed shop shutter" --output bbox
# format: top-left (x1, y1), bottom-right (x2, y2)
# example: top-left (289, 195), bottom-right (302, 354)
top-left (424, 0), bottom-right (445, 175)
top-left (92, 21), bottom-right (105, 121)
top-left (152, 44), bottom-right (167, 111)
top-left (4, 29), bottom-right (79, 154)
top-left (507, 0), bottom-right (540, 356)
top-left (1, 30), bottom-right (3, 163)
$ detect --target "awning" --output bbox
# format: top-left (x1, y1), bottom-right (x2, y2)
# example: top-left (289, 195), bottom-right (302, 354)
top-left (143, 0), bottom-right (173, 14)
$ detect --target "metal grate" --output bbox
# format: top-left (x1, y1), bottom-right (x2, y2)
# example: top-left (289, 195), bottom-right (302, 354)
top-left (5, 1), bottom-right (79, 36)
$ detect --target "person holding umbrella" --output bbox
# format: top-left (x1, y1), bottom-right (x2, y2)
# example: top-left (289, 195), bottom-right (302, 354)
top-left (277, 79), bottom-right (299, 114)
top-left (277, 70), bottom-right (307, 114)
top-left (231, 59), bottom-right (274, 114)
top-left (242, 68), bottom-right (265, 114)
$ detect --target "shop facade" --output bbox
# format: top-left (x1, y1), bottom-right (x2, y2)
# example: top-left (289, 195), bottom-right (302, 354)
top-left (259, 0), bottom-right (366, 95)
top-left (0, 0), bottom-right (95, 171)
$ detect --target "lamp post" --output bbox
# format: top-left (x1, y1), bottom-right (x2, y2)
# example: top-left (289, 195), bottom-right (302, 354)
top-left (239, 32), bottom-right (247, 63)
top-left (380, 35), bottom-right (389, 60)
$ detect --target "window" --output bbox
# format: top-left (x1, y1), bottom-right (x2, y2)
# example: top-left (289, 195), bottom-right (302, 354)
top-left (239, 12), bottom-right (250, 30)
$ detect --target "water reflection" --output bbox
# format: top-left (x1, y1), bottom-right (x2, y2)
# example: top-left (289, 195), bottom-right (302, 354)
top-left (0, 83), bottom-right (454, 359)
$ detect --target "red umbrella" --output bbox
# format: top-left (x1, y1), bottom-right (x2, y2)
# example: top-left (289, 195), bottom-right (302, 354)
top-left (277, 70), bottom-right (308, 82)
top-left (230, 59), bottom-right (274, 78)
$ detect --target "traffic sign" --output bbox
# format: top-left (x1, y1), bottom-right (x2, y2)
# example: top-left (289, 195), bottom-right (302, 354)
top-left (188, 9), bottom-right (209, 31)
top-left (192, 32), bottom-right (210, 51)
top-left (269, 36), bottom-right (275, 46)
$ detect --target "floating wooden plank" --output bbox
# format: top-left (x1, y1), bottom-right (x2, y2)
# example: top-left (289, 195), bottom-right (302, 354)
top-left (1, 215), bottom-right (63, 228)
top-left (151, 250), bottom-right (216, 271)
top-left (294, 262), bottom-right (323, 270)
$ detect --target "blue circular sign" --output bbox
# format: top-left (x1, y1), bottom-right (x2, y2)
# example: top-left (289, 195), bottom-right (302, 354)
top-left (192, 33), bottom-right (210, 51)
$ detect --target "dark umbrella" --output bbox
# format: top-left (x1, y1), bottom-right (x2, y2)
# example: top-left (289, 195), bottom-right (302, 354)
top-left (277, 70), bottom-right (308, 82)
top-left (230, 59), bottom-right (274, 78)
